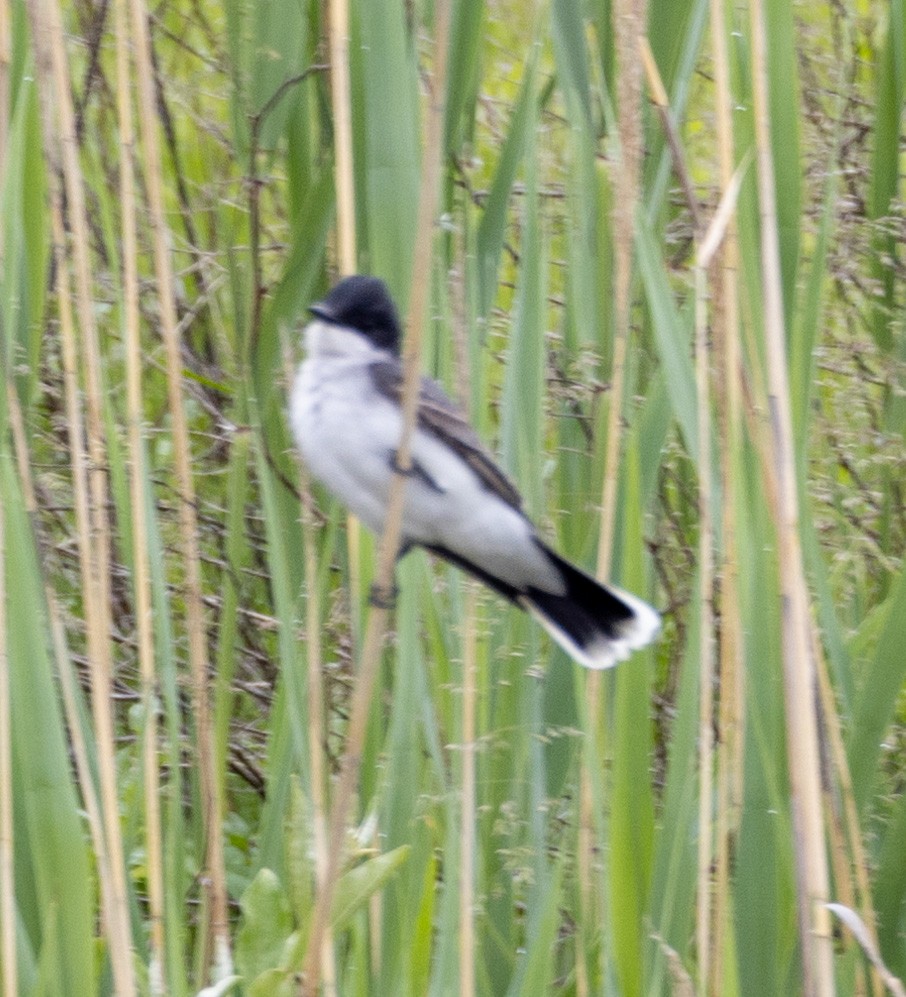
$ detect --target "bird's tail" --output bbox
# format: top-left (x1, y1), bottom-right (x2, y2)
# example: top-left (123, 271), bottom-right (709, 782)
top-left (519, 545), bottom-right (660, 669)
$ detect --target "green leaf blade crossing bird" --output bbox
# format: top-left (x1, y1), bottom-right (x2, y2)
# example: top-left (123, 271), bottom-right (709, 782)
top-left (290, 275), bottom-right (660, 668)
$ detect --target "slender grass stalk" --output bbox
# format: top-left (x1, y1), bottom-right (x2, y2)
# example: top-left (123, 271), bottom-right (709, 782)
top-left (693, 257), bottom-right (715, 996)
top-left (34, 0), bottom-right (137, 987)
top-left (309, 0), bottom-right (357, 985)
top-left (328, 0), bottom-right (362, 660)
top-left (114, 0), bottom-right (166, 985)
top-left (303, 485), bottom-right (339, 997)
top-left (0, 7), bottom-right (13, 988)
top-left (9, 374), bottom-right (105, 994)
top-left (459, 581), bottom-right (478, 997)
top-left (327, 8), bottom-right (366, 930)
top-left (447, 236), bottom-right (477, 997)
top-left (638, 38), bottom-right (722, 985)
top-left (45, 188), bottom-right (133, 993)
top-left (823, 773), bottom-right (863, 997)
top-left (127, 0), bottom-right (229, 979)
top-left (812, 628), bottom-right (882, 997)
top-left (578, 1), bottom-right (646, 985)
top-left (289, 334), bottom-right (338, 992)
top-left (0, 487), bottom-right (14, 997)
top-left (708, 0), bottom-right (746, 989)
top-left (0, 0), bottom-right (8, 180)
top-left (596, 0), bottom-right (645, 579)
top-left (749, 0), bottom-right (834, 992)
top-left (326, 0), bottom-right (364, 652)
top-left (328, 0), bottom-right (356, 277)
top-left (302, 3), bottom-right (451, 990)
top-left (637, 36), bottom-right (701, 230)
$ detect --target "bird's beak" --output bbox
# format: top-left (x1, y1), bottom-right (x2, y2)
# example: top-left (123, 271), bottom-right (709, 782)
top-left (308, 302), bottom-right (334, 321)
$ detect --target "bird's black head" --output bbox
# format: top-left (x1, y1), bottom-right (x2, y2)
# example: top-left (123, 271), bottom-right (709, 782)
top-left (309, 275), bottom-right (402, 354)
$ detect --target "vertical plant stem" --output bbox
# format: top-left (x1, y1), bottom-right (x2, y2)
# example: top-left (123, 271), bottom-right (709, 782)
top-left (301, 2), bottom-right (451, 991)
top-left (812, 631), bottom-right (882, 997)
top-left (288, 336), bottom-right (339, 995)
top-left (0, 6), bottom-right (12, 985)
top-left (126, 0), bottom-right (228, 979)
top-left (114, 0), bottom-right (166, 986)
top-left (48, 192), bottom-right (134, 995)
top-left (693, 261), bottom-right (715, 996)
top-left (329, 0), bottom-right (356, 277)
top-left (749, 0), bottom-right (835, 992)
top-left (326, 0), bottom-right (363, 644)
top-left (459, 581), bottom-right (478, 997)
top-left (325, 0), bottom-right (357, 979)
top-left (302, 471), bottom-right (339, 996)
top-left (32, 0), bottom-right (137, 988)
top-left (8, 366), bottom-right (116, 995)
top-left (596, 0), bottom-right (645, 579)
top-left (708, 0), bottom-right (745, 989)
top-left (578, 0), bottom-right (647, 983)
top-left (0, 0), bottom-right (8, 188)
top-left (0, 488), bottom-right (14, 997)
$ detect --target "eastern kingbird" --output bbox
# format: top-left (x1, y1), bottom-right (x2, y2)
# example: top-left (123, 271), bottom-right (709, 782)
top-left (290, 275), bottom-right (660, 668)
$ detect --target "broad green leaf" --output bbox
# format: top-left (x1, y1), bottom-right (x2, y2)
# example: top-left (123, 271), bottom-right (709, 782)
top-left (2, 454), bottom-right (96, 995)
top-left (236, 869), bottom-right (294, 981)
top-left (332, 845), bottom-right (412, 933)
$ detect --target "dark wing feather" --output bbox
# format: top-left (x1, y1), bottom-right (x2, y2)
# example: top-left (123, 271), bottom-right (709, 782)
top-left (369, 359), bottom-right (523, 510)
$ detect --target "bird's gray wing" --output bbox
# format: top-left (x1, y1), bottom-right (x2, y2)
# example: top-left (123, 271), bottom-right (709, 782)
top-left (368, 359), bottom-right (523, 511)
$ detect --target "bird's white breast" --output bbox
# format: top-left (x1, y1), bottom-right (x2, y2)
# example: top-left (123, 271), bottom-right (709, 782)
top-left (291, 355), bottom-right (399, 533)
top-left (290, 330), bottom-right (559, 592)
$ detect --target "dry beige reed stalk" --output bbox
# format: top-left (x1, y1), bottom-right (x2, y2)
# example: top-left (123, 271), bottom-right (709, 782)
top-left (693, 256), bottom-right (716, 994)
top-left (328, 0), bottom-right (357, 277)
top-left (126, 0), bottom-right (230, 979)
top-left (301, 1), bottom-right (452, 990)
top-left (576, 1), bottom-right (648, 986)
top-left (29, 0), bottom-right (138, 987)
top-left (749, 0), bottom-right (835, 992)
top-left (708, 0), bottom-right (747, 987)
top-left (114, 0), bottom-right (167, 981)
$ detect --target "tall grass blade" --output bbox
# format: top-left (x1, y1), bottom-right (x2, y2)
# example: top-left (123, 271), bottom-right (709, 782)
top-left (846, 562), bottom-right (906, 813)
top-left (2, 456), bottom-right (96, 993)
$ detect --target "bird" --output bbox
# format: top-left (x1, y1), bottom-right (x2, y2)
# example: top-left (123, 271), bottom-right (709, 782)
top-left (289, 274), bottom-right (660, 669)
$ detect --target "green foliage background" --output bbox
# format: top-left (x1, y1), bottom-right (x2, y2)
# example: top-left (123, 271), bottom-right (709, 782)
top-left (0, 0), bottom-right (904, 994)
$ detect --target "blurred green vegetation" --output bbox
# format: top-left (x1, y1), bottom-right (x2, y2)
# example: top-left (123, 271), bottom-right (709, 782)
top-left (0, 0), bottom-right (904, 993)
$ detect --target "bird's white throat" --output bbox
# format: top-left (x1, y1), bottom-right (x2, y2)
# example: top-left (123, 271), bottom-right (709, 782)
top-left (304, 318), bottom-right (383, 360)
